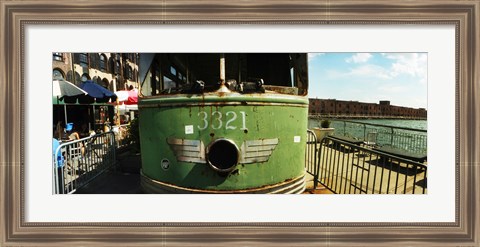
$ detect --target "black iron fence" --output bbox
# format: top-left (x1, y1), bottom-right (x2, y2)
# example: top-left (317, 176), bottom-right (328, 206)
top-left (305, 129), bottom-right (319, 187)
top-left (305, 132), bottom-right (427, 194)
top-left (53, 132), bottom-right (116, 194)
top-left (331, 120), bottom-right (427, 153)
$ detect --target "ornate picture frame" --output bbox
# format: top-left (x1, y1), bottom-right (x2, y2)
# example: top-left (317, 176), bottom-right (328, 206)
top-left (1, 0), bottom-right (478, 246)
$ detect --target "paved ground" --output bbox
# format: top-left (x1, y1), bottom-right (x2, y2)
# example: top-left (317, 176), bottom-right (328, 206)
top-left (75, 152), bottom-right (143, 194)
top-left (75, 150), bottom-right (332, 194)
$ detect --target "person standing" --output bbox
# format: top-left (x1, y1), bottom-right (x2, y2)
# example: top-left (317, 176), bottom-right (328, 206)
top-left (53, 138), bottom-right (65, 194)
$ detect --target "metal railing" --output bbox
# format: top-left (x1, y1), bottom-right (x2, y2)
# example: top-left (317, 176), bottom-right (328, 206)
top-left (331, 120), bottom-right (427, 153)
top-left (305, 130), bottom-right (319, 188)
top-left (53, 132), bottom-right (116, 194)
top-left (305, 133), bottom-right (427, 194)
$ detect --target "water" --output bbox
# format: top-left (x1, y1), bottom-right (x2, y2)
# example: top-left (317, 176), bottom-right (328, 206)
top-left (308, 118), bottom-right (427, 130)
top-left (308, 118), bottom-right (427, 153)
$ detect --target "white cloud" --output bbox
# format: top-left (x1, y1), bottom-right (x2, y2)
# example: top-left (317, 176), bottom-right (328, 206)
top-left (346, 53), bottom-right (372, 63)
top-left (348, 64), bottom-right (392, 80)
top-left (342, 53), bottom-right (427, 83)
top-left (382, 53), bottom-right (427, 83)
top-left (323, 64), bottom-right (392, 81)
top-left (308, 53), bottom-right (325, 61)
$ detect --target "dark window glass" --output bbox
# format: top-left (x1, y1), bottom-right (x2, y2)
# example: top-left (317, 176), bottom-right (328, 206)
top-left (127, 66), bottom-right (133, 80)
top-left (53, 69), bottom-right (64, 79)
top-left (81, 73), bottom-right (90, 82)
top-left (93, 53), bottom-right (101, 70)
top-left (163, 76), bottom-right (176, 89)
top-left (100, 54), bottom-right (106, 72)
top-left (53, 53), bottom-right (63, 61)
top-left (109, 57), bottom-right (115, 73)
top-left (89, 53), bottom-right (96, 69)
top-left (115, 61), bottom-right (120, 75)
top-left (79, 53), bottom-right (88, 64)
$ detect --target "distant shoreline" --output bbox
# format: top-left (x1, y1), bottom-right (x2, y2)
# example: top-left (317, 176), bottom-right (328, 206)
top-left (308, 115), bottom-right (427, 121)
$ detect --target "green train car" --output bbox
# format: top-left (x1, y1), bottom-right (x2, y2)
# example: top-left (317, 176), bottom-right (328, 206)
top-left (138, 53), bottom-right (309, 193)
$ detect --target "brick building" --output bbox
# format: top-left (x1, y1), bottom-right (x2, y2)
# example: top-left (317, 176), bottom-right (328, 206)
top-left (52, 53), bottom-right (139, 92)
top-left (309, 99), bottom-right (427, 119)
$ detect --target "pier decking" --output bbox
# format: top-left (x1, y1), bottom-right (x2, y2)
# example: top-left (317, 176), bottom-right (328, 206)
top-left (305, 135), bottom-right (427, 194)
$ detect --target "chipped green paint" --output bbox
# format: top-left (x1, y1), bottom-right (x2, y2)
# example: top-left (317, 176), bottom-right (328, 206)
top-left (139, 92), bottom-right (308, 193)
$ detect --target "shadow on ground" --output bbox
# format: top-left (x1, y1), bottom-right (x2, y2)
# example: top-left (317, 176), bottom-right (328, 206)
top-left (75, 152), bottom-right (143, 194)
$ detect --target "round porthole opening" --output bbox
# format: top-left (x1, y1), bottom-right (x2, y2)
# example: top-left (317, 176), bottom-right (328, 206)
top-left (206, 138), bottom-right (239, 173)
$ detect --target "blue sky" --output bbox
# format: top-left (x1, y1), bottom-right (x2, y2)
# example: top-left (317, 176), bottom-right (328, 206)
top-left (307, 53), bottom-right (427, 109)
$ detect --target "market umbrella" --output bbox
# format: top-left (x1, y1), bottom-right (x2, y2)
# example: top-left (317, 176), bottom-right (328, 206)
top-left (115, 90), bottom-right (138, 105)
top-left (114, 90), bottom-right (129, 102)
top-left (78, 80), bottom-right (117, 103)
top-left (53, 79), bottom-right (87, 99)
top-left (53, 79), bottom-right (88, 126)
top-left (113, 90), bottom-right (138, 126)
top-left (126, 90), bottom-right (138, 105)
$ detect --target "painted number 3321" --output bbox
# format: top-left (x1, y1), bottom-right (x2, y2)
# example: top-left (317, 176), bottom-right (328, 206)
top-left (197, 111), bottom-right (247, 131)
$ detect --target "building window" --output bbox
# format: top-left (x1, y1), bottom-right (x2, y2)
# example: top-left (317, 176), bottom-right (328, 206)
top-left (100, 54), bottom-right (107, 72)
top-left (127, 66), bottom-right (133, 80)
top-left (115, 61), bottom-right (121, 75)
top-left (90, 53), bottom-right (99, 70)
top-left (53, 53), bottom-right (63, 61)
top-left (78, 53), bottom-right (89, 72)
top-left (53, 69), bottom-right (64, 79)
top-left (102, 78), bottom-right (109, 89)
top-left (79, 53), bottom-right (88, 64)
top-left (170, 66), bottom-right (176, 76)
top-left (108, 57), bottom-right (115, 73)
top-left (81, 73), bottom-right (90, 82)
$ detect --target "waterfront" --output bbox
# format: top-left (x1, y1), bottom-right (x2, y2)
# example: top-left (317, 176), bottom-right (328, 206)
top-left (309, 118), bottom-right (427, 154)
top-left (52, 52), bottom-right (427, 195)
top-left (308, 118), bottom-right (427, 130)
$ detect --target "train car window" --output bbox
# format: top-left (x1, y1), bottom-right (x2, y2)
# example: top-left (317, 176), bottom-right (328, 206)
top-left (139, 53), bottom-right (308, 97)
top-left (163, 76), bottom-right (176, 90)
top-left (170, 66), bottom-right (176, 76)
